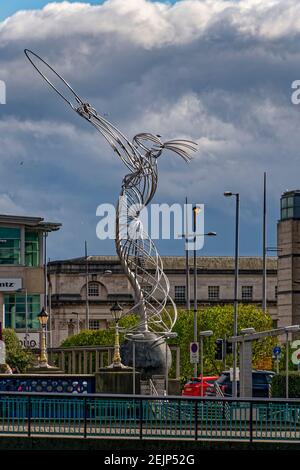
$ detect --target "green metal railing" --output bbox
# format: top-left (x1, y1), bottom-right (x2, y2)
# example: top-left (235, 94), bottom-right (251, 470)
top-left (0, 392), bottom-right (300, 442)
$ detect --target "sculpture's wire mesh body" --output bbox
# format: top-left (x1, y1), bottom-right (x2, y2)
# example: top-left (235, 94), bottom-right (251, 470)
top-left (25, 50), bottom-right (197, 341)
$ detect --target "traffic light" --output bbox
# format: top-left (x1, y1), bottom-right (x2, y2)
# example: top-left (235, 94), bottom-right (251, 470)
top-left (226, 341), bottom-right (233, 355)
top-left (215, 338), bottom-right (223, 360)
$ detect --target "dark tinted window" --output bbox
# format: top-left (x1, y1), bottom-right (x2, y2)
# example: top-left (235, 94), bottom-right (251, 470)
top-left (253, 373), bottom-right (267, 384)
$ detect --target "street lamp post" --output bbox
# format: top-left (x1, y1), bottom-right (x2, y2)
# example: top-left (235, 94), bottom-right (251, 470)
top-left (109, 302), bottom-right (125, 368)
top-left (192, 206), bottom-right (200, 377)
top-left (199, 330), bottom-right (213, 396)
top-left (224, 191), bottom-right (240, 398)
top-left (183, 207), bottom-right (217, 378)
top-left (37, 307), bottom-right (49, 367)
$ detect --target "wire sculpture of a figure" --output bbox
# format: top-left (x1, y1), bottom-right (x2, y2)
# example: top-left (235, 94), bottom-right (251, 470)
top-left (24, 50), bottom-right (197, 344)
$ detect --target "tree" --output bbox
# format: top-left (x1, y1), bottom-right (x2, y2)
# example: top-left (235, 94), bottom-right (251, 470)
top-left (169, 305), bottom-right (275, 382)
top-left (2, 329), bottom-right (34, 372)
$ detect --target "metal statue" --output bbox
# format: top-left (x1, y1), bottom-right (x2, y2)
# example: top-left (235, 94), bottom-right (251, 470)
top-left (24, 49), bottom-right (197, 343)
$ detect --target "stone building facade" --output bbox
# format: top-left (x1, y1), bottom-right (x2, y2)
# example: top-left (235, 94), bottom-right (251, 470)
top-left (48, 255), bottom-right (278, 347)
top-left (277, 190), bottom-right (300, 329)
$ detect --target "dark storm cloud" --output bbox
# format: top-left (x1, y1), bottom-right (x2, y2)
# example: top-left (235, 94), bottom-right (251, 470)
top-left (0, 0), bottom-right (299, 258)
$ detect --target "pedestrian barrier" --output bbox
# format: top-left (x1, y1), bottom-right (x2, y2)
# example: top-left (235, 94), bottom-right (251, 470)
top-left (0, 392), bottom-right (300, 442)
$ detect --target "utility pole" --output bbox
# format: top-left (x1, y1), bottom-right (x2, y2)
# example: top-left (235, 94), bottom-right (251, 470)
top-left (185, 197), bottom-right (190, 311)
top-left (193, 205), bottom-right (199, 377)
top-left (262, 172), bottom-right (267, 312)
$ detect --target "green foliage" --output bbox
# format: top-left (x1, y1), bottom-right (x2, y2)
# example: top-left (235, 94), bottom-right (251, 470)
top-left (2, 329), bottom-right (34, 372)
top-left (61, 315), bottom-right (139, 347)
top-left (272, 372), bottom-right (300, 398)
top-left (169, 304), bottom-right (275, 382)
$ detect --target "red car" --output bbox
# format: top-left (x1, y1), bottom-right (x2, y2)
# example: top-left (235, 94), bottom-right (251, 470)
top-left (182, 375), bottom-right (219, 397)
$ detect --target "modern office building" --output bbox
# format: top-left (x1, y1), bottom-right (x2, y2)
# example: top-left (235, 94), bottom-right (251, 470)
top-left (0, 215), bottom-right (61, 347)
top-left (48, 255), bottom-right (278, 347)
top-left (277, 190), bottom-right (300, 329)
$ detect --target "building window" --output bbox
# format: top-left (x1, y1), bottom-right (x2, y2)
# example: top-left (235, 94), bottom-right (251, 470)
top-left (242, 286), bottom-right (253, 301)
top-left (0, 227), bottom-right (21, 265)
top-left (25, 231), bottom-right (40, 267)
top-left (175, 286), bottom-right (186, 302)
top-left (281, 193), bottom-right (300, 220)
top-left (208, 286), bottom-right (220, 301)
top-left (4, 293), bottom-right (40, 330)
top-left (275, 286), bottom-right (278, 299)
top-left (89, 319), bottom-right (100, 330)
top-left (88, 282), bottom-right (100, 297)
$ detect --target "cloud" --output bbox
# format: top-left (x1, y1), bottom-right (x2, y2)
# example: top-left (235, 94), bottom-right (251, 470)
top-left (0, 0), bottom-right (299, 258)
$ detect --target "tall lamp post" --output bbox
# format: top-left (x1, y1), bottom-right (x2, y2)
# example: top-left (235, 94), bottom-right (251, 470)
top-left (109, 302), bottom-right (125, 368)
top-left (37, 307), bottom-right (49, 368)
top-left (199, 330), bottom-right (213, 396)
top-left (189, 206), bottom-right (216, 378)
top-left (224, 191), bottom-right (240, 398)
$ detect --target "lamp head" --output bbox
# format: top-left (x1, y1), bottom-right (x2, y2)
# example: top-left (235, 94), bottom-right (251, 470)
top-left (38, 307), bottom-right (49, 326)
top-left (224, 191), bottom-right (233, 197)
top-left (110, 301), bottom-right (123, 322)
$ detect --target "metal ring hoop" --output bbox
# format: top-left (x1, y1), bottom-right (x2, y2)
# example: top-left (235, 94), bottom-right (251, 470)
top-left (24, 49), bottom-right (83, 110)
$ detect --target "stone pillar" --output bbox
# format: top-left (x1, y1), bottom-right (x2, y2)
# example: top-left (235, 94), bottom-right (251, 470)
top-left (95, 367), bottom-right (141, 394)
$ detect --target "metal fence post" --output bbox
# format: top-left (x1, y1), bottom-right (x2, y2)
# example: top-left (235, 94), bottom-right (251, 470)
top-left (84, 396), bottom-right (87, 438)
top-left (139, 399), bottom-right (143, 440)
top-left (194, 400), bottom-right (198, 441)
top-left (249, 401), bottom-right (253, 443)
top-left (28, 395), bottom-right (31, 438)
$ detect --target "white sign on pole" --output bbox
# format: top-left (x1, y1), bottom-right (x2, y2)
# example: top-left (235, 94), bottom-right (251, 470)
top-left (16, 333), bottom-right (39, 349)
top-left (0, 340), bottom-right (6, 364)
top-left (230, 367), bottom-right (240, 382)
top-left (0, 278), bottom-right (22, 292)
top-left (190, 342), bottom-right (199, 364)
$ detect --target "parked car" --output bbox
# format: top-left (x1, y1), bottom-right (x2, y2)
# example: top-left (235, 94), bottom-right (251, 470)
top-left (182, 375), bottom-right (219, 397)
top-left (206, 370), bottom-right (275, 398)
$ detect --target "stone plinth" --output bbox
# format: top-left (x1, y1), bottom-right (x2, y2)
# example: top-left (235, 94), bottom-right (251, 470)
top-left (120, 332), bottom-right (172, 379)
top-left (95, 367), bottom-right (141, 394)
top-left (26, 365), bottom-right (63, 374)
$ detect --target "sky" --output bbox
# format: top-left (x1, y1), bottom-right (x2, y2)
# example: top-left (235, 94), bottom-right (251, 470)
top-left (0, 0), bottom-right (299, 261)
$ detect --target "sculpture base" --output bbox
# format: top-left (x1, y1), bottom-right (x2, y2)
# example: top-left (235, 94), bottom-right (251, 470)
top-left (95, 367), bottom-right (141, 394)
top-left (120, 332), bottom-right (172, 379)
top-left (27, 364), bottom-right (63, 374)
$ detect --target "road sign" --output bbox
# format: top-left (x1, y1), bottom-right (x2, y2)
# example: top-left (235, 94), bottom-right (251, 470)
top-left (190, 342), bottom-right (199, 364)
top-left (273, 346), bottom-right (281, 357)
top-left (0, 340), bottom-right (6, 365)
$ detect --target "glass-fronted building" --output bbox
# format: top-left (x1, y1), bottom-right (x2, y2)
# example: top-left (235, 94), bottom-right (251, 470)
top-left (0, 215), bottom-right (61, 341)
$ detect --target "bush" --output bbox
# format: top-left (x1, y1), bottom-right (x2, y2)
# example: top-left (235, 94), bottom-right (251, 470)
top-left (271, 372), bottom-right (300, 398)
top-left (2, 329), bottom-right (34, 372)
top-left (61, 314), bottom-right (139, 347)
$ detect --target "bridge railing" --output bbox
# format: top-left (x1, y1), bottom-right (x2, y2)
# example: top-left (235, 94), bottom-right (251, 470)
top-left (0, 392), bottom-right (300, 442)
